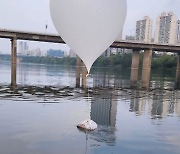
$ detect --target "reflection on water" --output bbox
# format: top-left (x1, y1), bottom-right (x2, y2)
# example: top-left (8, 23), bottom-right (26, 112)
top-left (91, 92), bottom-right (117, 126)
top-left (0, 85), bottom-right (179, 153)
top-left (0, 61), bottom-right (177, 90)
top-left (0, 85), bottom-right (179, 119)
top-left (0, 62), bottom-right (179, 154)
top-left (129, 90), bottom-right (146, 115)
top-left (92, 67), bottom-right (131, 88)
top-left (89, 91), bottom-right (117, 146)
top-left (150, 90), bottom-right (178, 119)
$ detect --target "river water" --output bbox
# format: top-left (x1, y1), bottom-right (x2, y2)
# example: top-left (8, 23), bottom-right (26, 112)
top-left (0, 62), bottom-right (179, 154)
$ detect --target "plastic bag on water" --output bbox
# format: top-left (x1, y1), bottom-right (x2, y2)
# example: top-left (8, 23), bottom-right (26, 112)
top-left (77, 119), bottom-right (97, 131)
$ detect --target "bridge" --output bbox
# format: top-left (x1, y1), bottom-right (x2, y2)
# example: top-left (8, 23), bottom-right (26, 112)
top-left (1, 29), bottom-right (180, 52)
top-left (0, 29), bottom-right (180, 89)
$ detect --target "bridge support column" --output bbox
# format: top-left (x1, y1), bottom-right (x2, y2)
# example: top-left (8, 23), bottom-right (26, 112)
top-left (175, 54), bottom-right (180, 89)
top-left (130, 50), bottom-right (140, 88)
top-left (11, 37), bottom-right (17, 87)
top-left (76, 56), bottom-right (81, 88)
top-left (82, 62), bottom-right (88, 89)
top-left (141, 49), bottom-right (152, 89)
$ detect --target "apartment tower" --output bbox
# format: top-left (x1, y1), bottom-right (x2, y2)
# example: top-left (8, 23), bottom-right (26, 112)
top-left (136, 16), bottom-right (153, 43)
top-left (155, 12), bottom-right (177, 45)
top-left (176, 20), bottom-right (180, 44)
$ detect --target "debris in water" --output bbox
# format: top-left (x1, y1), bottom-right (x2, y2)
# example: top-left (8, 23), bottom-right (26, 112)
top-left (77, 119), bottom-right (97, 131)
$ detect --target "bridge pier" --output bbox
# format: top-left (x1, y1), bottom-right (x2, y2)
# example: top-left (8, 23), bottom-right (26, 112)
top-left (175, 54), bottom-right (180, 89)
top-left (130, 50), bottom-right (140, 88)
top-left (82, 62), bottom-right (88, 89)
top-left (75, 57), bottom-right (88, 89)
top-left (76, 56), bottom-right (81, 88)
top-left (11, 37), bottom-right (17, 86)
top-left (141, 49), bottom-right (152, 89)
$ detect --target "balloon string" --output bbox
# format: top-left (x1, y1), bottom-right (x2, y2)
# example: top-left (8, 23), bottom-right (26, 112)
top-left (87, 75), bottom-right (90, 119)
top-left (85, 130), bottom-right (88, 154)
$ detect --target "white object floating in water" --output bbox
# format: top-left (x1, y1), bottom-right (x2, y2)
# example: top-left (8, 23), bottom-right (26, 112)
top-left (77, 119), bottom-right (97, 131)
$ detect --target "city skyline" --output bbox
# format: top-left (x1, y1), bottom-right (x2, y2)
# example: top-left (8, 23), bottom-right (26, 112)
top-left (0, 0), bottom-right (180, 53)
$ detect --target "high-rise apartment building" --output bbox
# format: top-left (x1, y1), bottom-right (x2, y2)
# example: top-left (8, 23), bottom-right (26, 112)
top-left (155, 12), bottom-right (177, 45)
top-left (19, 41), bottom-right (29, 55)
top-left (176, 20), bottom-right (180, 44)
top-left (136, 16), bottom-right (153, 43)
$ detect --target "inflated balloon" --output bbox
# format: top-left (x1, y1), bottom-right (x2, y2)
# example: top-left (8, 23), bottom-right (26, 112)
top-left (50, 0), bottom-right (127, 73)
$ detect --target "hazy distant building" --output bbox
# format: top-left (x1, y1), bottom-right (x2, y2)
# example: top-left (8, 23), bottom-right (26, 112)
top-left (176, 20), bottom-right (180, 44)
top-left (102, 47), bottom-right (129, 57)
top-left (34, 48), bottom-right (42, 57)
top-left (47, 49), bottom-right (65, 58)
top-left (125, 35), bottom-right (135, 41)
top-left (124, 35), bottom-right (135, 53)
top-left (19, 41), bottom-right (29, 55)
top-left (155, 12), bottom-right (177, 45)
top-left (69, 49), bottom-right (76, 58)
top-left (64, 51), bottom-right (68, 57)
top-left (102, 48), bottom-right (112, 57)
top-left (136, 16), bottom-right (153, 43)
top-left (26, 48), bottom-right (42, 57)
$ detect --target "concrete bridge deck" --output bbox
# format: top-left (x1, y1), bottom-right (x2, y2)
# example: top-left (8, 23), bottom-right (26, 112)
top-left (1, 29), bottom-right (180, 52)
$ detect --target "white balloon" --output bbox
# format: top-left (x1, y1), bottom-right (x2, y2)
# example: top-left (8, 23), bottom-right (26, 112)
top-left (50, 0), bottom-right (127, 73)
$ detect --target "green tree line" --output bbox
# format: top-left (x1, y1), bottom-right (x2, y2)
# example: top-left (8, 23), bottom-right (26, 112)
top-left (0, 53), bottom-right (178, 69)
top-left (94, 53), bottom-right (177, 69)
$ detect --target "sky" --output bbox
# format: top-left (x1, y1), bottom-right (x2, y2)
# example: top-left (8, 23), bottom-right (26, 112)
top-left (0, 0), bottom-right (180, 54)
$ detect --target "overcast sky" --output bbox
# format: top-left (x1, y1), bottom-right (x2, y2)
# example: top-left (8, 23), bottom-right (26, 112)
top-left (0, 0), bottom-right (180, 53)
